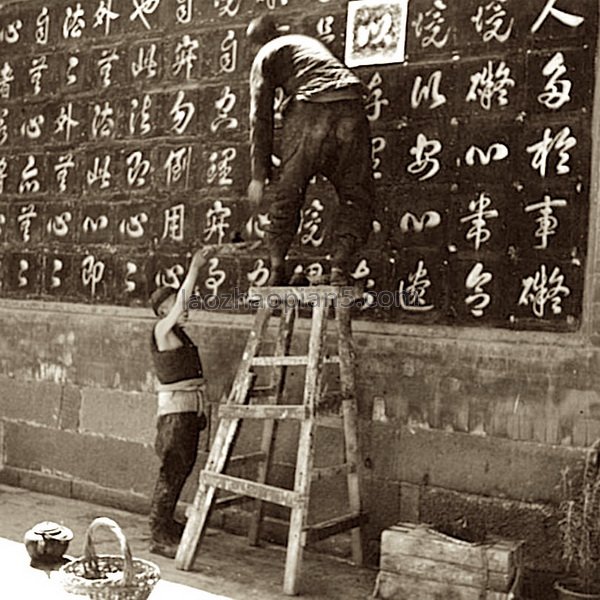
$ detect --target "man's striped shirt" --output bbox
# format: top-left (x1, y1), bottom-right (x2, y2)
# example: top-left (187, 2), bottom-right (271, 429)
top-left (249, 34), bottom-right (363, 181)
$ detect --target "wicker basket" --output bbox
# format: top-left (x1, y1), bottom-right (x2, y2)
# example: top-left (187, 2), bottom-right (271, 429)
top-left (59, 517), bottom-right (160, 600)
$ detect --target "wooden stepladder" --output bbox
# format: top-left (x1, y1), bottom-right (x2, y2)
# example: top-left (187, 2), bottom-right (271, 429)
top-left (175, 286), bottom-right (366, 595)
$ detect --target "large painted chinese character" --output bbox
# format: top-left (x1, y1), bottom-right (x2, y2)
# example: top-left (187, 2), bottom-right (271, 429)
top-left (471, 1), bottom-right (514, 43)
top-left (519, 264), bottom-right (570, 318)
top-left (0, 19), bottom-right (23, 44)
top-left (460, 192), bottom-right (499, 251)
top-left (91, 102), bottom-right (116, 139)
top-left (29, 56), bottom-right (48, 96)
top-left (465, 262), bottom-right (492, 318)
top-left (176, 0), bottom-right (193, 24)
top-left (207, 148), bottom-right (236, 186)
top-left (466, 60), bottom-right (515, 110)
top-left (220, 30), bottom-right (238, 74)
top-left (66, 56), bottom-right (80, 86)
top-left (63, 3), bottom-right (86, 39)
top-left (464, 142), bottom-right (509, 166)
top-left (170, 91), bottom-right (195, 135)
top-left (119, 212), bottom-right (148, 239)
top-left (93, 0), bottom-right (120, 36)
top-left (0, 62), bottom-right (14, 99)
top-left (0, 109), bottom-right (8, 146)
top-left (526, 126), bottom-right (576, 177)
top-left (247, 259), bottom-right (270, 287)
top-left (35, 7), bottom-right (50, 45)
top-left (172, 35), bottom-right (199, 79)
top-left (365, 72), bottom-right (389, 122)
top-left (299, 199), bottom-right (325, 247)
top-left (531, 0), bottom-right (584, 34)
top-left (87, 156), bottom-right (112, 189)
top-left (126, 150), bottom-right (151, 188)
top-left (18, 204), bottom-right (38, 242)
top-left (131, 44), bottom-right (158, 79)
top-left (81, 255), bottom-right (105, 297)
top-left (97, 49), bottom-right (119, 87)
top-left (54, 154), bottom-right (75, 193)
top-left (47, 212), bottom-right (72, 238)
top-left (398, 260), bottom-right (434, 312)
top-left (210, 86), bottom-right (239, 133)
top-left (204, 258), bottom-right (226, 295)
top-left (411, 70), bottom-right (446, 110)
top-left (371, 136), bottom-right (386, 180)
top-left (214, 0), bottom-right (241, 18)
top-left (204, 200), bottom-right (231, 244)
top-left (162, 203), bottom-right (185, 242)
top-left (538, 52), bottom-right (571, 110)
top-left (130, 0), bottom-right (160, 30)
top-left (399, 210), bottom-right (441, 233)
top-left (316, 15), bottom-right (336, 45)
top-left (164, 146), bottom-right (192, 187)
top-left (21, 114), bottom-right (45, 141)
top-left (55, 104), bottom-right (80, 143)
top-left (0, 157), bottom-right (8, 194)
top-left (19, 156), bottom-right (41, 194)
top-left (129, 95), bottom-right (152, 136)
top-left (412, 0), bottom-right (450, 49)
top-left (524, 194), bottom-right (567, 250)
top-left (407, 133), bottom-right (441, 181)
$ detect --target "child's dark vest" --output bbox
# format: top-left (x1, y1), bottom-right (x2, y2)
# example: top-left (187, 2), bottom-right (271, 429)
top-left (150, 325), bottom-right (203, 385)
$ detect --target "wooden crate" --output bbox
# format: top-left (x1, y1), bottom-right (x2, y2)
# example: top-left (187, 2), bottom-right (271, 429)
top-left (374, 523), bottom-right (524, 600)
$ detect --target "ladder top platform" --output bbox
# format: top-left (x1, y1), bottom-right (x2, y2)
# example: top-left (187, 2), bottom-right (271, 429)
top-left (248, 285), bottom-right (361, 305)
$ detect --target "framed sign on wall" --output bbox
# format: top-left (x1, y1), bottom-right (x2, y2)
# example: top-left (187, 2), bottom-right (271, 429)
top-left (345, 0), bottom-right (409, 67)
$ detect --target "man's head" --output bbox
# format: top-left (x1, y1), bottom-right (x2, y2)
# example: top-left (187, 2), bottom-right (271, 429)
top-left (246, 15), bottom-right (279, 48)
top-left (150, 286), bottom-right (177, 318)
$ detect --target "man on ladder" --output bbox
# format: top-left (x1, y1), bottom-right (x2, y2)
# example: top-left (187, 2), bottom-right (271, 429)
top-left (246, 15), bottom-right (376, 287)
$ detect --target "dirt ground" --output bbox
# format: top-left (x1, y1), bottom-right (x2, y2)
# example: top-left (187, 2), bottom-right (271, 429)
top-left (0, 484), bottom-right (376, 599)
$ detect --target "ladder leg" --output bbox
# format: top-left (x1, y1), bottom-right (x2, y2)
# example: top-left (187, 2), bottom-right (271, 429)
top-left (284, 418), bottom-right (315, 595)
top-left (336, 305), bottom-right (365, 566)
top-left (176, 416), bottom-right (241, 569)
top-left (284, 303), bottom-right (328, 595)
top-left (249, 305), bottom-right (296, 546)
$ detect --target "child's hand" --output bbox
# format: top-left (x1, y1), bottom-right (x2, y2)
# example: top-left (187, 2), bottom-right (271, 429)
top-left (191, 247), bottom-right (212, 269)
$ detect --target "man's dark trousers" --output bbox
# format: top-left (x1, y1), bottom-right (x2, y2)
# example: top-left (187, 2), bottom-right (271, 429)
top-left (266, 98), bottom-right (375, 271)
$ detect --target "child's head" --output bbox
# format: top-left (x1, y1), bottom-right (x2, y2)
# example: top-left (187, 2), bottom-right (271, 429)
top-left (150, 286), bottom-right (177, 318)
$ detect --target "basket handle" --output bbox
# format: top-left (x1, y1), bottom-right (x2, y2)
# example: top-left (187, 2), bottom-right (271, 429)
top-left (83, 517), bottom-right (134, 586)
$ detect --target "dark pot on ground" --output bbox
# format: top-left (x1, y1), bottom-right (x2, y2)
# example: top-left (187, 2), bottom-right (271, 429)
top-left (555, 579), bottom-right (600, 599)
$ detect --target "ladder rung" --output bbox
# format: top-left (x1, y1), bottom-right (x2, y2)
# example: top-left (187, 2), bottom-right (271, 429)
top-left (214, 494), bottom-right (249, 508)
top-left (251, 355), bottom-right (340, 367)
top-left (228, 452), bottom-right (266, 464)
top-left (248, 285), bottom-right (357, 305)
top-left (303, 512), bottom-right (367, 544)
top-left (251, 386), bottom-right (277, 398)
top-left (219, 405), bottom-right (309, 420)
top-left (311, 463), bottom-right (352, 481)
top-left (201, 471), bottom-right (300, 508)
top-left (316, 415), bottom-right (344, 429)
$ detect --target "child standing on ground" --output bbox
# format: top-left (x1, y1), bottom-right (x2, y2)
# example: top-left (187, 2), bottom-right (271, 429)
top-left (148, 248), bottom-right (211, 558)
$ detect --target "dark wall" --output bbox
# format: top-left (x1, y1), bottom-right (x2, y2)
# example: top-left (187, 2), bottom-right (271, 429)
top-left (0, 0), bottom-right (596, 332)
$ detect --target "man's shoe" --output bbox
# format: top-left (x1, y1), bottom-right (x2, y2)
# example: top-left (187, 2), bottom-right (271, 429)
top-left (289, 270), bottom-right (310, 286)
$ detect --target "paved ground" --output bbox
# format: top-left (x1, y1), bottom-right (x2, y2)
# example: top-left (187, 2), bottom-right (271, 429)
top-left (0, 484), bottom-right (376, 599)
